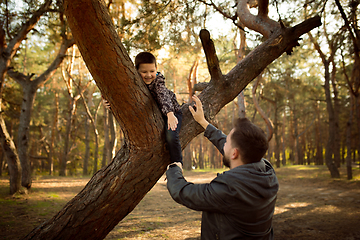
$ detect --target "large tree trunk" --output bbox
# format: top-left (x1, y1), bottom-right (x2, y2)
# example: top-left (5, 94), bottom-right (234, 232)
top-left (23, 0), bottom-right (321, 239)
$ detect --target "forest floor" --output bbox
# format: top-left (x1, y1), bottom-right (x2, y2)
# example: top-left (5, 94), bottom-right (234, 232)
top-left (1, 165), bottom-right (360, 240)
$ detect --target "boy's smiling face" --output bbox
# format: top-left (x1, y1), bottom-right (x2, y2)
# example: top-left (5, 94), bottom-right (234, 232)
top-left (138, 63), bottom-right (157, 84)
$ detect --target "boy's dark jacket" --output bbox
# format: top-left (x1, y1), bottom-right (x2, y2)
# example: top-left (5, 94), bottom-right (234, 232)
top-left (166, 124), bottom-right (279, 240)
top-left (146, 72), bottom-right (181, 116)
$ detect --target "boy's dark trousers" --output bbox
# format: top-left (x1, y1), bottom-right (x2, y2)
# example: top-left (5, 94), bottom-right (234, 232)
top-left (165, 110), bottom-right (183, 164)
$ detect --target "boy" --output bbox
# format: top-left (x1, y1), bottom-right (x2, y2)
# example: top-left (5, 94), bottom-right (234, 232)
top-left (135, 52), bottom-right (183, 165)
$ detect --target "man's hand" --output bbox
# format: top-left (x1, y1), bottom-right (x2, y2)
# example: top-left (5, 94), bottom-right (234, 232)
top-left (167, 112), bottom-right (178, 131)
top-left (167, 162), bottom-right (183, 171)
top-left (189, 95), bottom-right (209, 129)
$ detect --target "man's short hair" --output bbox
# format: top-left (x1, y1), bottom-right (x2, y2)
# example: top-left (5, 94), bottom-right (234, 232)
top-left (231, 118), bottom-right (268, 164)
top-left (135, 52), bottom-right (157, 70)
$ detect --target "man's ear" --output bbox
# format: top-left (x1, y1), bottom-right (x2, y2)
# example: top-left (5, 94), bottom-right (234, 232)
top-left (231, 148), bottom-right (239, 160)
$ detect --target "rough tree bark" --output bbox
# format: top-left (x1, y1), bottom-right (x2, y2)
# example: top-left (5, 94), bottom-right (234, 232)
top-left (23, 0), bottom-right (321, 239)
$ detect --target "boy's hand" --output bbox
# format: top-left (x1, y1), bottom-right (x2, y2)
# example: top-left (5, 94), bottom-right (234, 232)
top-left (102, 96), bottom-right (111, 109)
top-left (167, 112), bottom-right (178, 131)
top-left (189, 95), bottom-right (209, 129)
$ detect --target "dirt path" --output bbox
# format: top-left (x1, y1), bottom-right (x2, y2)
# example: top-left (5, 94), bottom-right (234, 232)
top-left (106, 168), bottom-right (360, 240)
top-left (1, 166), bottom-right (360, 240)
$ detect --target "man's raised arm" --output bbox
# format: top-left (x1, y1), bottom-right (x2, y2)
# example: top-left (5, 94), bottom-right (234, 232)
top-left (189, 95), bottom-right (226, 155)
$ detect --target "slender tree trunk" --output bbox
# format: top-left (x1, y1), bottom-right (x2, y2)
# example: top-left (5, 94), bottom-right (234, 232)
top-left (91, 101), bottom-right (102, 175)
top-left (315, 101), bottom-right (323, 165)
top-left (102, 106), bottom-right (109, 167)
top-left (84, 117), bottom-right (90, 175)
top-left (199, 137), bottom-right (204, 169)
top-left (324, 61), bottom-right (340, 177)
top-left (60, 98), bottom-right (77, 176)
top-left (331, 62), bottom-right (341, 168)
top-left (93, 129), bottom-right (99, 174)
top-left (0, 59), bottom-right (22, 194)
top-left (210, 142), bottom-right (216, 168)
top-left (252, 74), bottom-right (273, 141)
top-left (183, 144), bottom-right (192, 170)
top-left (293, 105), bottom-right (299, 164)
top-left (0, 51), bottom-right (22, 194)
top-left (108, 113), bottom-right (116, 159)
top-left (346, 95), bottom-right (354, 180)
top-left (274, 105), bottom-right (280, 168)
top-left (0, 149), bottom-right (3, 176)
top-left (281, 110), bottom-right (287, 166)
top-left (0, 115), bottom-right (22, 194)
top-left (48, 93), bottom-right (58, 175)
top-left (356, 95), bottom-right (360, 164)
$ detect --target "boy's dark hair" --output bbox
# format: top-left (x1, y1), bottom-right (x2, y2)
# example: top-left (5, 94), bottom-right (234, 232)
top-left (231, 118), bottom-right (268, 164)
top-left (135, 52), bottom-right (157, 70)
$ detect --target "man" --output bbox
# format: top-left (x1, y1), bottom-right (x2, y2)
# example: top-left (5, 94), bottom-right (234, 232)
top-left (166, 95), bottom-right (279, 240)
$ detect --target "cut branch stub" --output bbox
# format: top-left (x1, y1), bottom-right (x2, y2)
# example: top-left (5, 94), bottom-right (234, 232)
top-left (200, 29), bottom-right (223, 81)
